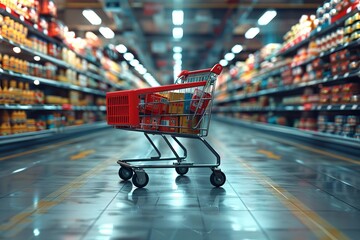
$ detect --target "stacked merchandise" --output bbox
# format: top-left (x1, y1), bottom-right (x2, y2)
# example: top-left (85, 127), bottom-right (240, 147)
top-left (215, 0), bottom-right (360, 140)
top-left (138, 90), bottom-right (210, 134)
top-left (0, 0), bottom-right (117, 137)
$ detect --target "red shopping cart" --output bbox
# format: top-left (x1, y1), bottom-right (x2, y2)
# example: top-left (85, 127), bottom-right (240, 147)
top-left (106, 63), bottom-right (225, 188)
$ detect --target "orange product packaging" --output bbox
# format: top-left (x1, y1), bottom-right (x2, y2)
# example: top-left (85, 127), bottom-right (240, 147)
top-left (179, 116), bottom-right (200, 134)
top-left (167, 92), bottom-right (185, 114)
top-left (159, 116), bottom-right (179, 133)
top-left (190, 89), bottom-right (212, 115)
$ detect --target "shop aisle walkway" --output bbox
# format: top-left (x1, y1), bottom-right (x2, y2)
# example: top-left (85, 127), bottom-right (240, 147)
top-left (0, 120), bottom-right (359, 240)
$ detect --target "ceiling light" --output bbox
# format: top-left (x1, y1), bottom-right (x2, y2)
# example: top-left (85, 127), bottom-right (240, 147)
top-left (224, 53), bottom-right (235, 61)
top-left (231, 44), bottom-right (243, 54)
top-left (130, 59), bottom-right (139, 67)
top-left (258, 10), bottom-right (277, 26)
top-left (173, 46), bottom-right (182, 53)
top-left (245, 27), bottom-right (260, 39)
top-left (123, 52), bottom-right (134, 61)
top-left (219, 59), bottom-right (228, 66)
top-left (173, 53), bottom-right (182, 60)
top-left (99, 27), bottom-right (115, 39)
top-left (85, 31), bottom-right (98, 40)
top-left (13, 47), bottom-right (21, 53)
top-left (135, 65), bottom-right (147, 74)
top-left (116, 44), bottom-right (127, 53)
top-left (172, 10), bottom-right (184, 25)
top-left (34, 56), bottom-right (41, 61)
top-left (172, 27), bottom-right (183, 39)
top-left (143, 74), bottom-right (160, 87)
top-left (82, 10), bottom-right (102, 25)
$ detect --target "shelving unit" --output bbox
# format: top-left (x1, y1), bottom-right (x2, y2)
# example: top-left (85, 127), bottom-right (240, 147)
top-left (0, 3), bottom-right (139, 142)
top-left (214, 4), bottom-right (360, 144)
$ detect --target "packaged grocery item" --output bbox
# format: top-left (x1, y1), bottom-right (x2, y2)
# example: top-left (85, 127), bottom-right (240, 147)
top-left (139, 93), bottom-right (169, 114)
top-left (166, 92), bottom-right (184, 114)
top-left (179, 116), bottom-right (200, 134)
top-left (159, 116), bottom-right (179, 133)
top-left (140, 116), bottom-right (160, 130)
top-left (190, 89), bottom-right (212, 115)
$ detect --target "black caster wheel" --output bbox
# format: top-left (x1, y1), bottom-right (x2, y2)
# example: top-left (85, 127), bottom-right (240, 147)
top-left (175, 167), bottom-right (189, 175)
top-left (210, 171), bottom-right (226, 187)
top-left (118, 167), bottom-right (133, 181)
top-left (132, 172), bottom-right (149, 188)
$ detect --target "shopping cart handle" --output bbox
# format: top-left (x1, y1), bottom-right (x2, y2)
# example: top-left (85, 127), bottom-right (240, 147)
top-left (178, 64), bottom-right (223, 78)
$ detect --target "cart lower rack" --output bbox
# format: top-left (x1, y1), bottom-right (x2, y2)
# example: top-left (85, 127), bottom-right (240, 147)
top-left (106, 64), bottom-right (225, 188)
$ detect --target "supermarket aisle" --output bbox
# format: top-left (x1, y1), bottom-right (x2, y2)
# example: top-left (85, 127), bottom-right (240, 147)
top-left (0, 121), bottom-right (359, 240)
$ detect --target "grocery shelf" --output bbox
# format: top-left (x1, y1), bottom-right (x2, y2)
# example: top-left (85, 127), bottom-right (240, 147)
top-left (0, 6), bottom-right (101, 67)
top-left (216, 70), bottom-right (360, 105)
top-left (0, 104), bottom-right (106, 111)
top-left (0, 36), bottom-right (125, 91)
top-left (0, 68), bottom-right (106, 96)
top-left (277, 7), bottom-right (360, 58)
top-left (214, 115), bottom-right (360, 149)
top-left (319, 38), bottom-right (360, 58)
top-left (0, 121), bottom-right (108, 146)
top-left (213, 104), bottom-right (360, 113)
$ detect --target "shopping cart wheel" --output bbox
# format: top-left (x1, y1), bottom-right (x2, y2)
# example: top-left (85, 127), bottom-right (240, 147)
top-left (175, 167), bottom-right (189, 175)
top-left (118, 167), bottom-right (133, 181)
top-left (132, 172), bottom-right (149, 188)
top-left (210, 171), bottom-right (226, 187)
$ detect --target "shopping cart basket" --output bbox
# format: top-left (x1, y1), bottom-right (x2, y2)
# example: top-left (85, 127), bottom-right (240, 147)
top-left (106, 63), bottom-right (225, 188)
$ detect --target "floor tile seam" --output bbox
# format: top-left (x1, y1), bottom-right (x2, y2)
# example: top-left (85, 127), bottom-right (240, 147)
top-left (195, 194), bottom-right (210, 240)
top-left (226, 178), bottom-right (272, 240)
top-left (79, 180), bottom-right (128, 240)
top-left (238, 159), bottom-right (351, 240)
top-left (0, 130), bottom-right (109, 162)
top-left (0, 158), bottom-right (115, 238)
top-left (290, 169), bottom-right (360, 212)
top-left (209, 137), bottom-right (350, 240)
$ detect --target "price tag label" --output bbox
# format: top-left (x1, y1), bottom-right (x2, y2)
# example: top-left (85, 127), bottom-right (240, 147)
top-left (34, 24), bottom-right (38, 29)
top-left (6, 7), bottom-right (11, 13)
top-left (344, 42), bottom-right (349, 48)
top-left (344, 72), bottom-right (349, 78)
top-left (317, 105), bottom-right (322, 110)
top-left (340, 105), bottom-right (346, 110)
top-left (327, 105), bottom-right (332, 110)
top-left (320, 52), bottom-right (324, 57)
top-left (352, 105), bottom-right (358, 110)
top-left (20, 15), bottom-right (25, 21)
top-left (333, 75), bottom-right (338, 80)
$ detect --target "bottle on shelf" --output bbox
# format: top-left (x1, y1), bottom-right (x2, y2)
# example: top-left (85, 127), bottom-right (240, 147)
top-left (2, 80), bottom-right (9, 104)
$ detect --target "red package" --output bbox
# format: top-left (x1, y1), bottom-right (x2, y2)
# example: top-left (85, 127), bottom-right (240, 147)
top-left (140, 116), bottom-right (160, 130)
top-left (140, 93), bottom-right (169, 114)
top-left (190, 89), bottom-right (212, 115)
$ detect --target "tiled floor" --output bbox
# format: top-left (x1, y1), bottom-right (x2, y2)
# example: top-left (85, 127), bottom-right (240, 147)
top-left (0, 120), bottom-right (359, 240)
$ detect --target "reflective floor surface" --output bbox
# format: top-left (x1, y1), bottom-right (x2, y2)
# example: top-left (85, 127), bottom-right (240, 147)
top-left (0, 120), bottom-right (359, 240)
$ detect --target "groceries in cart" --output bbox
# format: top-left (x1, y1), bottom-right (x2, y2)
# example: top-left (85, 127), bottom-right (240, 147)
top-left (106, 64), bottom-right (226, 188)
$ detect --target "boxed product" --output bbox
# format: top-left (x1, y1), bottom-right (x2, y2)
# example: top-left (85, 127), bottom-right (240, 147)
top-left (167, 92), bottom-right (184, 114)
top-left (139, 93), bottom-right (169, 114)
top-left (140, 116), bottom-right (160, 130)
top-left (183, 93), bottom-right (193, 114)
top-left (179, 116), bottom-right (200, 134)
top-left (190, 89), bottom-right (212, 115)
top-left (159, 116), bottom-right (179, 133)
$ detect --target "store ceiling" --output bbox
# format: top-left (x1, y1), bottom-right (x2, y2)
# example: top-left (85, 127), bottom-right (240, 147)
top-left (55, 0), bottom-right (325, 84)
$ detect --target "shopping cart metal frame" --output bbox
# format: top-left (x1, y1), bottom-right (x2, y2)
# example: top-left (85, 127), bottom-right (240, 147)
top-left (106, 64), bottom-right (226, 188)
